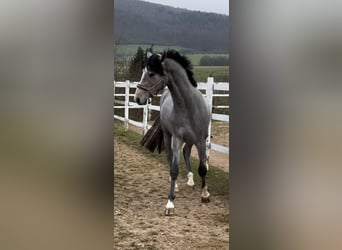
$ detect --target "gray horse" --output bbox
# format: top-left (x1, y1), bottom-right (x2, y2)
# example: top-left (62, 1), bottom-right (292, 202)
top-left (134, 50), bottom-right (210, 215)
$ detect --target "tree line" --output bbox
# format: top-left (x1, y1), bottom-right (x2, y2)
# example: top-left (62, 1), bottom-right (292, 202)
top-left (114, 0), bottom-right (229, 53)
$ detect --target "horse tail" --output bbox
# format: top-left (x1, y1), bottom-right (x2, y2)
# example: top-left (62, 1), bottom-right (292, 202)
top-left (140, 114), bottom-right (164, 153)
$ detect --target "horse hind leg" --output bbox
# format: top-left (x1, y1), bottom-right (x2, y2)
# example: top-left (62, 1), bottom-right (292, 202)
top-left (197, 141), bottom-right (210, 203)
top-left (183, 143), bottom-right (194, 187)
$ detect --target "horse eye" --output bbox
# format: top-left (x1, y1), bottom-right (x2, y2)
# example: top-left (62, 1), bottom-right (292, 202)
top-left (148, 72), bottom-right (155, 77)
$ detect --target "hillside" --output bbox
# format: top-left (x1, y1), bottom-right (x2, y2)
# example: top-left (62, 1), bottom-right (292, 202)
top-left (114, 0), bottom-right (229, 53)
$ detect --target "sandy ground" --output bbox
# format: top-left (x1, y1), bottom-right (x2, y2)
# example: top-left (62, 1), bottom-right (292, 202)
top-left (114, 137), bottom-right (229, 249)
top-left (127, 121), bottom-right (229, 173)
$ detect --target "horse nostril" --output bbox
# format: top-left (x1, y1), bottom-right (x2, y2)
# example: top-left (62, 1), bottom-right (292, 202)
top-left (136, 97), bottom-right (140, 104)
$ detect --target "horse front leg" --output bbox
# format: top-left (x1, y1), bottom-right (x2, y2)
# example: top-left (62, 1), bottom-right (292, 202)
top-left (165, 137), bottom-right (182, 216)
top-left (164, 132), bottom-right (179, 192)
top-left (197, 141), bottom-right (210, 203)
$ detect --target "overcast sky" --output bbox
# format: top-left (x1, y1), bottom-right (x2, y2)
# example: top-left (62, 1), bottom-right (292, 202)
top-left (140, 0), bottom-right (229, 15)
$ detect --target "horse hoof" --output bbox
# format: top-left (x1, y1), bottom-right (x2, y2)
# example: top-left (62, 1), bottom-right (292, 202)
top-left (164, 208), bottom-right (174, 216)
top-left (201, 197), bottom-right (210, 203)
top-left (186, 181), bottom-right (195, 187)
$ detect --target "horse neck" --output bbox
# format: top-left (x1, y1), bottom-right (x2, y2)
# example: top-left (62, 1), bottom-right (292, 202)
top-left (164, 59), bottom-right (196, 110)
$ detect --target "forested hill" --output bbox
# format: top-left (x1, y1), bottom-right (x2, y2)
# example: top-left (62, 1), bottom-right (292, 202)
top-left (114, 0), bottom-right (229, 53)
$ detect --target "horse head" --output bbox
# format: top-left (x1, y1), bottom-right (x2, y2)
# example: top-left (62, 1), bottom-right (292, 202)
top-left (134, 52), bottom-right (167, 105)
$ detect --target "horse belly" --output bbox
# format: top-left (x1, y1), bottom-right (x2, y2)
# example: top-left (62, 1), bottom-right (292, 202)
top-left (183, 132), bottom-right (197, 144)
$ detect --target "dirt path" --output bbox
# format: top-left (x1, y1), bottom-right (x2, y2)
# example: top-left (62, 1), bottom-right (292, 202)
top-left (126, 121), bottom-right (229, 173)
top-left (114, 139), bottom-right (229, 249)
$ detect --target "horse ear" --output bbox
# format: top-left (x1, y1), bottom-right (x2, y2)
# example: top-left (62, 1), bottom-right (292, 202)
top-left (161, 59), bottom-right (168, 74)
top-left (159, 53), bottom-right (167, 63)
top-left (147, 51), bottom-right (152, 58)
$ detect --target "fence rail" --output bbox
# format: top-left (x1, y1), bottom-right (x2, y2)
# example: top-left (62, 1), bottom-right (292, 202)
top-left (114, 77), bottom-right (229, 156)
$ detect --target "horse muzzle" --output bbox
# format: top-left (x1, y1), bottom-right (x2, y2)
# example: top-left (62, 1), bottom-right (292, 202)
top-left (134, 89), bottom-right (149, 105)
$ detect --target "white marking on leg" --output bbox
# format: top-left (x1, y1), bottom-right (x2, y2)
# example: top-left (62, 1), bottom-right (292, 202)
top-left (187, 172), bottom-right (195, 186)
top-left (206, 158), bottom-right (209, 171)
top-left (170, 176), bottom-right (179, 192)
top-left (166, 199), bottom-right (174, 209)
top-left (201, 185), bottom-right (210, 198)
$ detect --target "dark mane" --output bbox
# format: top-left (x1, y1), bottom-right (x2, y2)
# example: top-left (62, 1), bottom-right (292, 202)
top-left (162, 50), bottom-right (197, 87)
top-left (146, 49), bottom-right (197, 88)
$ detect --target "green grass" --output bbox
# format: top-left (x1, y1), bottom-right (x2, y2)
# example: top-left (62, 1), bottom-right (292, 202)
top-left (114, 44), bottom-right (228, 65)
top-left (193, 66), bottom-right (229, 82)
top-left (114, 124), bottom-right (229, 197)
top-left (186, 54), bottom-right (228, 66)
top-left (114, 44), bottom-right (229, 81)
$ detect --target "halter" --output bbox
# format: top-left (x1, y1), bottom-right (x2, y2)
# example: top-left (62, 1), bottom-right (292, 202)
top-left (136, 73), bottom-right (167, 97)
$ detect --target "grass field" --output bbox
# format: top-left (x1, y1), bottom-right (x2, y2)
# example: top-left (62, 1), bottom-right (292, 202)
top-left (186, 54), bottom-right (228, 66)
top-left (193, 66), bottom-right (229, 82)
top-left (114, 44), bottom-right (229, 81)
top-left (115, 44), bottom-right (228, 66)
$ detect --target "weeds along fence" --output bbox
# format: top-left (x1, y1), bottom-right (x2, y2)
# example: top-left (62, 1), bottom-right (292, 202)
top-left (114, 77), bottom-right (229, 156)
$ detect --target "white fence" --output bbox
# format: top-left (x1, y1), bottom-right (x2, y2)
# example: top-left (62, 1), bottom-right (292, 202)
top-left (114, 77), bottom-right (229, 156)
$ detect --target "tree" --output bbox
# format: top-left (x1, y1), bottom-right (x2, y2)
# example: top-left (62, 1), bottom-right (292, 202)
top-left (128, 47), bottom-right (145, 81)
top-left (128, 45), bottom-right (154, 81)
top-left (114, 44), bottom-right (131, 81)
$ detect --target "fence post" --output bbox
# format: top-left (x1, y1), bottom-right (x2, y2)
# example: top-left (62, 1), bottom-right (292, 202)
top-left (206, 77), bottom-right (214, 165)
top-left (113, 81), bottom-right (116, 101)
top-left (113, 81), bottom-right (116, 119)
top-left (143, 101), bottom-right (149, 135)
top-left (124, 80), bottom-right (130, 131)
